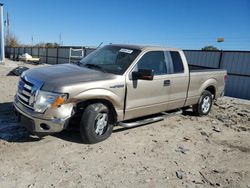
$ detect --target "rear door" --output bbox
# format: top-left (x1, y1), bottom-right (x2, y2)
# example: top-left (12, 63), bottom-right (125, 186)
top-left (165, 51), bottom-right (189, 110)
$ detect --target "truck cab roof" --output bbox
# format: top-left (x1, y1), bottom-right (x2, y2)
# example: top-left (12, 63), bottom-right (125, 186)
top-left (110, 44), bottom-right (181, 52)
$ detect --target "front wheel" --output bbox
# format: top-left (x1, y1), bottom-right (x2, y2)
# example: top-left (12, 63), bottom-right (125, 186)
top-left (192, 91), bottom-right (213, 116)
top-left (80, 103), bottom-right (114, 144)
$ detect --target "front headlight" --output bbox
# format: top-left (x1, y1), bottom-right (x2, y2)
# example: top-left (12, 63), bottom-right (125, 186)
top-left (34, 90), bottom-right (68, 113)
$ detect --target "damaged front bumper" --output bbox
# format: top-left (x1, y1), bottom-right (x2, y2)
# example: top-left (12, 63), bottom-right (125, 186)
top-left (14, 95), bottom-right (74, 134)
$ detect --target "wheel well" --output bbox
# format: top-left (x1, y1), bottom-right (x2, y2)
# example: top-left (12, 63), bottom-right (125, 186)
top-left (76, 99), bottom-right (117, 123)
top-left (205, 86), bottom-right (216, 98)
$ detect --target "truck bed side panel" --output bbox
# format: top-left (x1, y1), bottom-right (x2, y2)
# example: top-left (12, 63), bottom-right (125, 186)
top-left (185, 70), bottom-right (226, 106)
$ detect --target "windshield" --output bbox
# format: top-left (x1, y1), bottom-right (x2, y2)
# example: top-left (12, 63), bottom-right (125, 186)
top-left (79, 45), bottom-right (141, 75)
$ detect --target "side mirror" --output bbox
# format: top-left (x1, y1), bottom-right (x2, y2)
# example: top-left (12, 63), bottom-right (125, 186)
top-left (132, 69), bottom-right (154, 80)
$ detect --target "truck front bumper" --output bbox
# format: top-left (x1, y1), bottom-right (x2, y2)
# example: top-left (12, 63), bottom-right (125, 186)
top-left (13, 96), bottom-right (74, 134)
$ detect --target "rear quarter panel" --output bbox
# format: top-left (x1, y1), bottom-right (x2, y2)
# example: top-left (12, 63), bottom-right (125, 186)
top-left (186, 70), bottom-right (226, 106)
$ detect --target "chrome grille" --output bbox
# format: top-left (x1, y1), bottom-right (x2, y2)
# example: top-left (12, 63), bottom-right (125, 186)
top-left (17, 76), bottom-right (44, 109)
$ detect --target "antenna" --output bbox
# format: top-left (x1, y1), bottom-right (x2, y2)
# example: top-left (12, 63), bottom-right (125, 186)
top-left (97, 42), bottom-right (103, 48)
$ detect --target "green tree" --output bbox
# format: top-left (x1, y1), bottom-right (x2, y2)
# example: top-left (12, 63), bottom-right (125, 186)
top-left (202, 46), bottom-right (219, 51)
top-left (45, 42), bottom-right (60, 48)
top-left (34, 42), bottom-right (60, 48)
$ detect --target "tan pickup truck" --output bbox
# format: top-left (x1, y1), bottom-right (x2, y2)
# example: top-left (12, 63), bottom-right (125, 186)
top-left (14, 44), bottom-right (227, 143)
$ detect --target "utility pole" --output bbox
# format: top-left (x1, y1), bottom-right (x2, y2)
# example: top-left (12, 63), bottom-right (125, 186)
top-left (31, 35), bottom-right (34, 46)
top-left (59, 32), bottom-right (63, 46)
top-left (217, 37), bottom-right (224, 68)
top-left (0, 3), bottom-right (5, 63)
top-left (5, 11), bottom-right (9, 46)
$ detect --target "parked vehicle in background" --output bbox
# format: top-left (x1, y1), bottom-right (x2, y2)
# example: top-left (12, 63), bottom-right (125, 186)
top-left (14, 44), bottom-right (227, 143)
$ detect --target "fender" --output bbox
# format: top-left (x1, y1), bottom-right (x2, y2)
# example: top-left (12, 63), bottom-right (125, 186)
top-left (198, 78), bottom-right (217, 97)
top-left (73, 88), bottom-right (124, 121)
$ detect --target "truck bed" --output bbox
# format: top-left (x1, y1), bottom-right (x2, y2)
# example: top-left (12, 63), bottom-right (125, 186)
top-left (186, 65), bottom-right (227, 105)
top-left (189, 65), bottom-right (223, 73)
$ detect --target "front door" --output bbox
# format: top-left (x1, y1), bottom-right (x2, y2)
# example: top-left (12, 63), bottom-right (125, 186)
top-left (125, 51), bottom-right (171, 120)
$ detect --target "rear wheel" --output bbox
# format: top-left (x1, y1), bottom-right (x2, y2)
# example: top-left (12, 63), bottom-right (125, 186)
top-left (80, 103), bottom-right (114, 144)
top-left (193, 90), bottom-right (213, 116)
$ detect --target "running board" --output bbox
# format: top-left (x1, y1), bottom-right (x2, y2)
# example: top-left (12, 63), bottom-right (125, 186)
top-left (119, 116), bottom-right (164, 128)
top-left (119, 109), bottom-right (183, 128)
top-left (161, 109), bottom-right (183, 117)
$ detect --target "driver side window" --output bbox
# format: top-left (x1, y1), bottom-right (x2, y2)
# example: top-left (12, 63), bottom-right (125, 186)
top-left (135, 51), bottom-right (167, 75)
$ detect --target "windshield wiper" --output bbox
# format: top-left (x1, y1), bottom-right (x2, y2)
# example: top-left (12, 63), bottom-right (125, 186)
top-left (84, 63), bottom-right (107, 73)
top-left (71, 61), bottom-right (81, 66)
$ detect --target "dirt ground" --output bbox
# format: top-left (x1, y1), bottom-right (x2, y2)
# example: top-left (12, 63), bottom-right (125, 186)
top-left (0, 59), bottom-right (250, 188)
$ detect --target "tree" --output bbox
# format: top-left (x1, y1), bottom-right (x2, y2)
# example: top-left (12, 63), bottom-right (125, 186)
top-left (45, 42), bottom-right (60, 48)
top-left (202, 46), bottom-right (219, 51)
top-left (35, 42), bottom-right (60, 48)
top-left (5, 33), bottom-right (20, 47)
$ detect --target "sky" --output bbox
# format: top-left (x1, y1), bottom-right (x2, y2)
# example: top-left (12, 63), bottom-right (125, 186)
top-left (1, 0), bottom-right (250, 50)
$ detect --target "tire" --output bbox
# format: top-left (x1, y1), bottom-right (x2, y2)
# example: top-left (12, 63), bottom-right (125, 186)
top-left (80, 103), bottom-right (114, 144)
top-left (192, 90), bottom-right (213, 116)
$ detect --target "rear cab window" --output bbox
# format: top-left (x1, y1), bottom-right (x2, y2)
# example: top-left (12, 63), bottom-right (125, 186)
top-left (164, 51), bottom-right (184, 74)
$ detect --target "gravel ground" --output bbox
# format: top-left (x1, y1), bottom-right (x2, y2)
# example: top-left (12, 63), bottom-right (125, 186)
top-left (0, 59), bottom-right (250, 188)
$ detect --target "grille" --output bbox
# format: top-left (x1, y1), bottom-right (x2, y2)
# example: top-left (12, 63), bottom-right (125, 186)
top-left (17, 77), bottom-right (36, 109)
top-left (17, 75), bottom-right (44, 109)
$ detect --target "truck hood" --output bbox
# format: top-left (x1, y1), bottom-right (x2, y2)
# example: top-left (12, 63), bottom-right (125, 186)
top-left (24, 64), bottom-right (115, 92)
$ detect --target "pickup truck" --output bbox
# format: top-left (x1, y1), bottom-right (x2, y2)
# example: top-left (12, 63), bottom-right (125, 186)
top-left (14, 44), bottom-right (227, 143)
